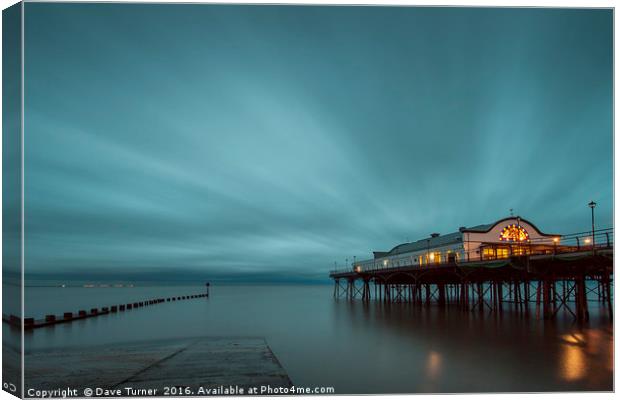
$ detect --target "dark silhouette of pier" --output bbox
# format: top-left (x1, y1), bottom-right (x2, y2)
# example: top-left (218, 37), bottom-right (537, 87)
top-left (330, 229), bottom-right (613, 322)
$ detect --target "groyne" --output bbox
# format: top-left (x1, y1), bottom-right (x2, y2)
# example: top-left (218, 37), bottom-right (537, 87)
top-left (2, 287), bottom-right (210, 330)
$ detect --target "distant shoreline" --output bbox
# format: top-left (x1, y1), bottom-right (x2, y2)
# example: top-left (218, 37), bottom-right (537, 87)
top-left (16, 281), bottom-right (332, 288)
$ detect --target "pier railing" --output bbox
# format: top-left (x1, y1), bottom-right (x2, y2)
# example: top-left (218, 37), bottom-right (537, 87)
top-left (330, 228), bottom-right (613, 275)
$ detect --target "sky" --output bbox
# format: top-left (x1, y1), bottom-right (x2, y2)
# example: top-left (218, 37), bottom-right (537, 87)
top-left (22, 4), bottom-right (613, 282)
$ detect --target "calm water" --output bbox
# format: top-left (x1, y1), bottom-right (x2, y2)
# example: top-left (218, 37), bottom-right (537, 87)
top-left (5, 284), bottom-right (614, 393)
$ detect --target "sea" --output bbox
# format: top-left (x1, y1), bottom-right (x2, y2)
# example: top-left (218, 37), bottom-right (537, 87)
top-left (2, 283), bottom-right (614, 394)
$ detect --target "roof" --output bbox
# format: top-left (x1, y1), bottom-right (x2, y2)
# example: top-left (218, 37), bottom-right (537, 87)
top-left (459, 216), bottom-right (559, 237)
top-left (380, 230), bottom-right (465, 258)
top-left (460, 223), bottom-right (493, 232)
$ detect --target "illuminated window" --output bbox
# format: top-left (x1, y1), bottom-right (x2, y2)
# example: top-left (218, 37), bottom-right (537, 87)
top-left (483, 248), bottom-right (495, 260)
top-left (499, 224), bottom-right (530, 242)
top-left (429, 252), bottom-right (441, 264)
top-left (512, 247), bottom-right (528, 256)
top-left (420, 254), bottom-right (436, 265)
top-left (496, 248), bottom-right (509, 258)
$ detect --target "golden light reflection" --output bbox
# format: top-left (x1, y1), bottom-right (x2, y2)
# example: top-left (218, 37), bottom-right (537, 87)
top-left (605, 335), bottom-right (614, 372)
top-left (426, 351), bottom-right (442, 379)
top-left (562, 333), bottom-right (585, 345)
top-left (560, 334), bottom-right (586, 382)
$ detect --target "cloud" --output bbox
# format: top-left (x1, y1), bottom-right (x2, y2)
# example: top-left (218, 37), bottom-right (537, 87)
top-left (22, 5), bottom-right (612, 281)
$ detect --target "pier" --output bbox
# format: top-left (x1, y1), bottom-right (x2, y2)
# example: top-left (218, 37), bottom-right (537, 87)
top-left (330, 225), bottom-right (613, 322)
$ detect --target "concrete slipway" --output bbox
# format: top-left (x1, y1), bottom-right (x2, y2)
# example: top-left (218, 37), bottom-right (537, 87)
top-left (23, 336), bottom-right (292, 397)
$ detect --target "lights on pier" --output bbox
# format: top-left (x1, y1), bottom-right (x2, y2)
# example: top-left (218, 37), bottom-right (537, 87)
top-left (584, 238), bottom-right (591, 244)
top-left (499, 224), bottom-right (530, 242)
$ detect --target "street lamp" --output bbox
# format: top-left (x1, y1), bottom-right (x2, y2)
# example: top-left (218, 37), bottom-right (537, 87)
top-left (588, 200), bottom-right (597, 252)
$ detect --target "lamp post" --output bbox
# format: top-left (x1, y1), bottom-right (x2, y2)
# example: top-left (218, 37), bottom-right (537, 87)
top-left (588, 200), bottom-right (596, 252)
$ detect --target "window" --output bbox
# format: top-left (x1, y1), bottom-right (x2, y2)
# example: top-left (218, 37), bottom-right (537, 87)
top-left (483, 248), bottom-right (495, 260)
top-left (483, 247), bottom-right (510, 259)
top-left (497, 248), bottom-right (509, 259)
top-left (512, 246), bottom-right (529, 256)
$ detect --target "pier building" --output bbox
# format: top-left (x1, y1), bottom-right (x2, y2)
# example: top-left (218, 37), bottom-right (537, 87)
top-left (331, 216), bottom-right (613, 322)
top-left (356, 217), bottom-right (564, 271)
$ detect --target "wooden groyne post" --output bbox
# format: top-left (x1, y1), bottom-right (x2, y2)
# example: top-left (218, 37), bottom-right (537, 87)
top-left (3, 283), bottom-right (211, 330)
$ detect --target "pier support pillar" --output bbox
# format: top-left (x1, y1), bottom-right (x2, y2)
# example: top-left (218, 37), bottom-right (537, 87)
top-left (542, 280), bottom-right (552, 320)
top-left (477, 283), bottom-right (484, 312)
top-left (604, 272), bottom-right (613, 320)
top-left (438, 284), bottom-right (446, 307)
top-left (362, 279), bottom-right (370, 302)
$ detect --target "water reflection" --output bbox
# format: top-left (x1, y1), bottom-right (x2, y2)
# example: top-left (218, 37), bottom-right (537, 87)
top-left (20, 285), bottom-right (613, 393)
top-left (561, 340), bottom-right (586, 381)
top-left (426, 350), bottom-right (442, 379)
top-left (332, 298), bottom-right (612, 392)
top-left (559, 328), bottom-right (614, 384)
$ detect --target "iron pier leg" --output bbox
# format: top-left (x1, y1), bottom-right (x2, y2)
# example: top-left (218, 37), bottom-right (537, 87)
top-left (605, 272), bottom-right (613, 320)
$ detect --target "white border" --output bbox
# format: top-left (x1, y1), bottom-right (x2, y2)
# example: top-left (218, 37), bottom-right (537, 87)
top-left (0, 2), bottom-right (615, 400)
